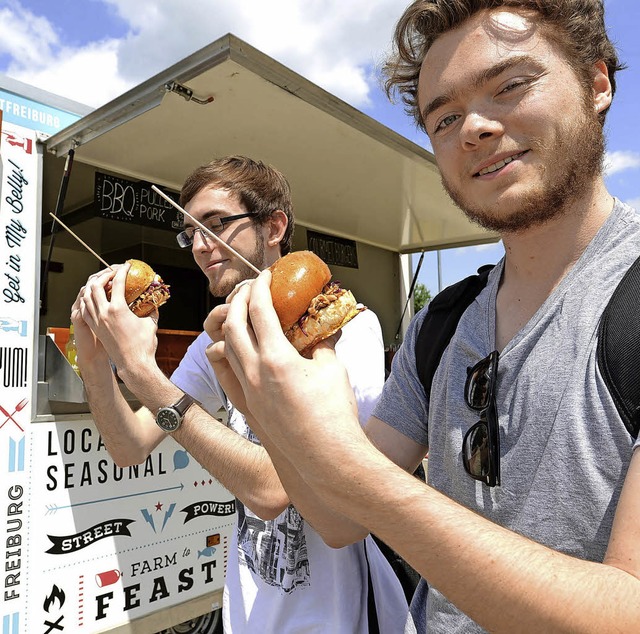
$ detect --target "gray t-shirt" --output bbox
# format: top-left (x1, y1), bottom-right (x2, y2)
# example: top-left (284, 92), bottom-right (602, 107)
top-left (374, 199), bottom-right (640, 633)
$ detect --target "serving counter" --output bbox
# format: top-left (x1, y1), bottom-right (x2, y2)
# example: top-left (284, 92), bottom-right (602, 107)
top-left (36, 328), bottom-right (200, 418)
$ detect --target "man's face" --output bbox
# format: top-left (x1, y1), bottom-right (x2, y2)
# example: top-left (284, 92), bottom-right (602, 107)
top-left (418, 9), bottom-right (605, 233)
top-left (184, 187), bottom-right (266, 297)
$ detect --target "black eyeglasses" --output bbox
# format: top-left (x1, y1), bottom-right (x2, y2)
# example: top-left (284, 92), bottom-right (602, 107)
top-left (176, 212), bottom-right (257, 248)
top-left (462, 350), bottom-right (501, 487)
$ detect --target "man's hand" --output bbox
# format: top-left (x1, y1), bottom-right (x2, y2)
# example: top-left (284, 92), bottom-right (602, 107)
top-left (71, 266), bottom-right (116, 370)
top-left (204, 303), bottom-right (252, 415)
top-left (73, 262), bottom-right (159, 380)
top-left (222, 270), bottom-right (360, 451)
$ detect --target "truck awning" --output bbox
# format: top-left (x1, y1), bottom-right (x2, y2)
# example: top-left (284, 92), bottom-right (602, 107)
top-left (44, 33), bottom-right (498, 254)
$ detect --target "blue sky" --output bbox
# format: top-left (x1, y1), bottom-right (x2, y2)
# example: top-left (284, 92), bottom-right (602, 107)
top-left (1, 0), bottom-right (638, 294)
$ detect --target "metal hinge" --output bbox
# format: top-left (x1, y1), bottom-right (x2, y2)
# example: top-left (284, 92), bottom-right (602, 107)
top-left (164, 81), bottom-right (214, 105)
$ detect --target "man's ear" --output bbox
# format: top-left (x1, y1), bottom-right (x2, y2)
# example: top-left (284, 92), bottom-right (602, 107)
top-left (593, 60), bottom-right (612, 114)
top-left (266, 210), bottom-right (288, 248)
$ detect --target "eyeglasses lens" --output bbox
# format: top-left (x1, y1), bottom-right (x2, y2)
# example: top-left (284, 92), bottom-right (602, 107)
top-left (463, 422), bottom-right (490, 478)
top-left (462, 351), bottom-right (500, 487)
top-left (465, 358), bottom-right (493, 410)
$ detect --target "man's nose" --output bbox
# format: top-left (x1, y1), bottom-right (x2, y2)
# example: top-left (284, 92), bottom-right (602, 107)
top-left (460, 111), bottom-right (504, 149)
top-left (192, 228), bottom-right (213, 249)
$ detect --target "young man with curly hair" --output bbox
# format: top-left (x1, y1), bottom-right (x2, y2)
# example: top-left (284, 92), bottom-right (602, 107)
top-left (214, 2), bottom-right (640, 631)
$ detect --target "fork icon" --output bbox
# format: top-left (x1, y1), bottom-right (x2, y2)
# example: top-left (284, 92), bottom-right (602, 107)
top-left (0, 398), bottom-right (28, 431)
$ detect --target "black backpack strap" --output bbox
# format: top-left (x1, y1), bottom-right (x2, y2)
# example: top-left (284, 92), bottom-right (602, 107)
top-left (364, 539), bottom-right (380, 633)
top-left (416, 265), bottom-right (494, 399)
top-left (597, 254), bottom-right (640, 439)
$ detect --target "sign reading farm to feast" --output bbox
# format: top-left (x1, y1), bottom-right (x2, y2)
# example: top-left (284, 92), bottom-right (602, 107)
top-left (94, 171), bottom-right (184, 231)
top-left (26, 422), bottom-right (235, 632)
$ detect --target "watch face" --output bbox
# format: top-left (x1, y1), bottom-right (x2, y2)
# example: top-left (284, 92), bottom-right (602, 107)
top-left (157, 407), bottom-right (180, 432)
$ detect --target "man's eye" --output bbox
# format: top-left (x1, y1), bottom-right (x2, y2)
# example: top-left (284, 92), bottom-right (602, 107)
top-left (435, 114), bottom-right (459, 133)
top-left (499, 78), bottom-right (529, 95)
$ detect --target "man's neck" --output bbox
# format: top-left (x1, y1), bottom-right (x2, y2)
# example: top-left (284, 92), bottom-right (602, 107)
top-left (501, 181), bottom-right (614, 288)
top-left (494, 181), bottom-right (614, 351)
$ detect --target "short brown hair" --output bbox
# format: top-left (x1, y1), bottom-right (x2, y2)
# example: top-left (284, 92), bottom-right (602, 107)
top-left (383, 0), bottom-right (624, 131)
top-left (180, 155), bottom-right (295, 255)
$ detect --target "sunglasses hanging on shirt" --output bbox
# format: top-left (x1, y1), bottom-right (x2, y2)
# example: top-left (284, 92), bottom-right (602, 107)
top-left (462, 350), bottom-right (501, 487)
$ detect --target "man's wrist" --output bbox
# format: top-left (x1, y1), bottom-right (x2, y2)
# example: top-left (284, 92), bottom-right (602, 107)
top-left (116, 361), bottom-right (175, 407)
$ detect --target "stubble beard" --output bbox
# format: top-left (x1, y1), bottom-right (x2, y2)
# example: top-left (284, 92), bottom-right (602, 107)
top-left (441, 101), bottom-right (605, 234)
top-left (208, 231), bottom-right (266, 298)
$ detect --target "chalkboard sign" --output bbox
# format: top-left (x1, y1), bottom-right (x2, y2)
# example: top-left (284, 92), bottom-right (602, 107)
top-left (95, 171), bottom-right (183, 231)
top-left (307, 230), bottom-right (359, 269)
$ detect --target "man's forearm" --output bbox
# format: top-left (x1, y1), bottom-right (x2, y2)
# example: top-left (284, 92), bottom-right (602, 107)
top-left (81, 359), bottom-right (164, 465)
top-left (244, 412), bottom-right (368, 545)
top-left (300, 435), bottom-right (640, 633)
top-left (91, 360), bottom-right (289, 519)
top-left (172, 408), bottom-right (290, 519)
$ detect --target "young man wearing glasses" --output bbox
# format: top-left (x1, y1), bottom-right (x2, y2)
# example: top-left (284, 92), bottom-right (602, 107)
top-left (212, 2), bottom-right (640, 632)
top-left (71, 156), bottom-right (408, 632)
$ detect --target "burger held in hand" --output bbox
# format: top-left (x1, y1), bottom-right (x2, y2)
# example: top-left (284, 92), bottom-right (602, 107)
top-left (108, 259), bottom-right (171, 317)
top-left (269, 251), bottom-right (365, 356)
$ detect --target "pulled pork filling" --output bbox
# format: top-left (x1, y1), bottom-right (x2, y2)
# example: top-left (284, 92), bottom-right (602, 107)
top-left (297, 281), bottom-right (344, 334)
top-left (129, 276), bottom-right (171, 310)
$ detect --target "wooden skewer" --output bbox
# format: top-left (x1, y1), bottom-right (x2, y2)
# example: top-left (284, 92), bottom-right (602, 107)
top-left (151, 185), bottom-right (262, 275)
top-left (49, 213), bottom-right (113, 269)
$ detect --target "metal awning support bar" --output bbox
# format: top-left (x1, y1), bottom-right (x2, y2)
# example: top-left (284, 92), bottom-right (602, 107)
top-left (394, 251), bottom-right (426, 340)
top-left (40, 146), bottom-right (76, 309)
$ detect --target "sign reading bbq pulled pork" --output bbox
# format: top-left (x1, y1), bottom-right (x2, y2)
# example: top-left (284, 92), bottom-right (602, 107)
top-left (268, 250), bottom-right (365, 356)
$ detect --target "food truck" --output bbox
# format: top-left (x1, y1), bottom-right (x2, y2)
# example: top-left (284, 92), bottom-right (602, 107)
top-left (0, 34), bottom-right (496, 634)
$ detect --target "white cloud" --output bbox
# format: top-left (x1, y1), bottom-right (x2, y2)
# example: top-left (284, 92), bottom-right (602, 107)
top-left (1, 0), bottom-right (403, 109)
top-left (7, 40), bottom-right (130, 108)
top-left (0, 2), bottom-right (58, 67)
top-left (626, 197), bottom-right (640, 210)
top-left (604, 150), bottom-right (640, 176)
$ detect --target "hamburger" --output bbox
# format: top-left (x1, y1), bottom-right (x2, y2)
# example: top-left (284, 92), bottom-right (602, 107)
top-left (110, 259), bottom-right (171, 317)
top-left (269, 251), bottom-right (365, 356)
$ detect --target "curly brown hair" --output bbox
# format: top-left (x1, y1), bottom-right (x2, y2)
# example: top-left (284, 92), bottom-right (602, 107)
top-left (383, 0), bottom-right (624, 131)
top-left (180, 155), bottom-right (295, 255)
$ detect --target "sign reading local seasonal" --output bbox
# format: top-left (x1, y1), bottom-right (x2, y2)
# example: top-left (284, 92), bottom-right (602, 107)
top-left (307, 230), bottom-right (359, 269)
top-left (94, 171), bottom-right (183, 231)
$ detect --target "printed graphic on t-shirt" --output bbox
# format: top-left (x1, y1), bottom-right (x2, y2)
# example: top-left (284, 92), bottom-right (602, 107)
top-left (236, 502), bottom-right (310, 593)
top-left (227, 402), bottom-right (311, 593)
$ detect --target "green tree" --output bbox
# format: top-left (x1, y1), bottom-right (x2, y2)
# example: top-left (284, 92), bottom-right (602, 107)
top-left (413, 282), bottom-right (432, 313)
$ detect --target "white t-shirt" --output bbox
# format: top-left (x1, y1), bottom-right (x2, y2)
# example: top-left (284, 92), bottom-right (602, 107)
top-left (172, 309), bottom-right (408, 633)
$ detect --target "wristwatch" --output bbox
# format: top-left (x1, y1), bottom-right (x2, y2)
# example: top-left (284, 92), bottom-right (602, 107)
top-left (156, 393), bottom-right (195, 433)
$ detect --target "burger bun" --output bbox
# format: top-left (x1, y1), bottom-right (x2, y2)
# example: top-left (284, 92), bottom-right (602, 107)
top-left (268, 251), bottom-right (365, 357)
top-left (107, 259), bottom-right (171, 317)
top-left (269, 251), bottom-right (331, 331)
